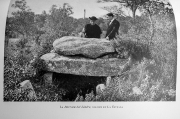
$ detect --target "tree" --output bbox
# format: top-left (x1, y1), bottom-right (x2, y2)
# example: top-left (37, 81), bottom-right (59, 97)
top-left (140, 0), bottom-right (173, 44)
top-left (44, 3), bottom-right (76, 38)
top-left (11, 0), bottom-right (35, 36)
top-left (34, 11), bottom-right (47, 29)
top-left (6, 0), bottom-right (36, 48)
top-left (40, 3), bottom-right (77, 52)
top-left (5, 17), bottom-right (15, 38)
top-left (98, 0), bottom-right (149, 20)
top-left (96, 17), bottom-right (108, 31)
top-left (74, 18), bottom-right (89, 34)
top-left (33, 11), bottom-right (47, 45)
top-left (102, 5), bottom-right (126, 17)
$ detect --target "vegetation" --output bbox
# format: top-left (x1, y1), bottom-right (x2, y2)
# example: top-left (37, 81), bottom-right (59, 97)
top-left (4, 0), bottom-right (176, 101)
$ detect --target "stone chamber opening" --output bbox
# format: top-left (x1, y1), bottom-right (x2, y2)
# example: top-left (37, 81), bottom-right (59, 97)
top-left (52, 72), bottom-right (107, 101)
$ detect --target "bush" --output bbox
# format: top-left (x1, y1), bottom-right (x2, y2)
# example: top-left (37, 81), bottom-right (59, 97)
top-left (4, 54), bottom-right (35, 101)
top-left (80, 13), bottom-right (176, 102)
top-left (81, 59), bottom-right (175, 101)
top-left (114, 39), bottom-right (151, 61)
top-left (4, 36), bottom-right (66, 101)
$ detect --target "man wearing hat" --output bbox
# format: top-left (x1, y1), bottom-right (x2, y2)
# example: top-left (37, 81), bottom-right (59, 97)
top-left (82, 16), bottom-right (102, 38)
top-left (105, 13), bottom-right (120, 40)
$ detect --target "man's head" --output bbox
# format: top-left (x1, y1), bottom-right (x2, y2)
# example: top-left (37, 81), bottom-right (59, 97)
top-left (106, 13), bottom-right (114, 21)
top-left (89, 16), bottom-right (98, 25)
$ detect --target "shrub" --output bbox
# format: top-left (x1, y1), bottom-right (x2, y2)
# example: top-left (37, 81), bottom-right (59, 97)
top-left (4, 54), bottom-right (34, 101)
top-left (82, 58), bottom-right (175, 101)
top-left (114, 39), bottom-right (151, 61)
top-left (81, 13), bottom-right (176, 102)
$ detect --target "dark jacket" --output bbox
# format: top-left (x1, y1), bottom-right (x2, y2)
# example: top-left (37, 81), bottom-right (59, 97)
top-left (84, 24), bottom-right (102, 38)
top-left (105, 19), bottom-right (120, 40)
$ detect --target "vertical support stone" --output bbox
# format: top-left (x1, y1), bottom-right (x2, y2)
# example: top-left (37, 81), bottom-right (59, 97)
top-left (106, 76), bottom-right (112, 87)
top-left (43, 72), bottom-right (53, 86)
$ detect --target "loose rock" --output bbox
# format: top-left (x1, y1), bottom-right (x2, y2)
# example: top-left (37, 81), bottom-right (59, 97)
top-left (96, 84), bottom-right (106, 95)
top-left (19, 80), bottom-right (37, 100)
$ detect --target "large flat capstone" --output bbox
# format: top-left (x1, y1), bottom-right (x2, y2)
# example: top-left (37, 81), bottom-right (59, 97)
top-left (40, 53), bottom-right (130, 76)
top-left (53, 36), bottom-right (115, 59)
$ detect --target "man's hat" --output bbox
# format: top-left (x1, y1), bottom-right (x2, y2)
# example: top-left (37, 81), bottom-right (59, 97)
top-left (89, 16), bottom-right (98, 21)
top-left (106, 13), bottom-right (114, 17)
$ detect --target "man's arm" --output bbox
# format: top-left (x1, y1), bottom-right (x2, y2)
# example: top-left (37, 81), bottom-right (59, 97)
top-left (106, 27), bottom-right (115, 40)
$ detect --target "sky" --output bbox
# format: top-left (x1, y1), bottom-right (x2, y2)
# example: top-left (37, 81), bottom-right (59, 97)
top-left (8, 0), bottom-right (120, 18)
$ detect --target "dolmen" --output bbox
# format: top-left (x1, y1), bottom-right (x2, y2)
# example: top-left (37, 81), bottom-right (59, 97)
top-left (40, 36), bottom-right (131, 100)
top-left (40, 36), bottom-right (130, 77)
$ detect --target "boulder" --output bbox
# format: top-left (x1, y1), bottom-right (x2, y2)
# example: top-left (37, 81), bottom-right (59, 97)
top-left (20, 80), bottom-right (34, 90)
top-left (96, 84), bottom-right (106, 95)
top-left (19, 80), bottom-right (37, 100)
top-left (132, 87), bottom-right (143, 95)
top-left (40, 53), bottom-right (130, 77)
top-left (8, 38), bottom-right (21, 48)
top-left (53, 36), bottom-right (115, 59)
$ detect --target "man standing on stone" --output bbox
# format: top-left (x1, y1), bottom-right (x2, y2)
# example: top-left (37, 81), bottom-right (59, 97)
top-left (82, 16), bottom-right (102, 38)
top-left (105, 13), bottom-right (120, 40)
